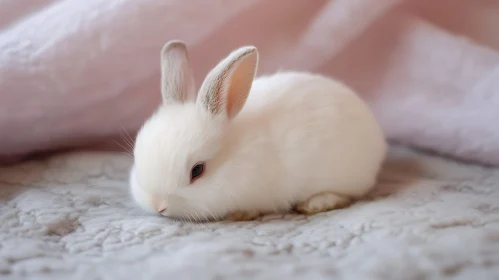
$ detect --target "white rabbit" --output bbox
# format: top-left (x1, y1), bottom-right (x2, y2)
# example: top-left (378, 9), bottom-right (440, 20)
top-left (129, 40), bottom-right (387, 222)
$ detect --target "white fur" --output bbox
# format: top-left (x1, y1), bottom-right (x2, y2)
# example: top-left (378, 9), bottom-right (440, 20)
top-left (129, 41), bottom-right (387, 221)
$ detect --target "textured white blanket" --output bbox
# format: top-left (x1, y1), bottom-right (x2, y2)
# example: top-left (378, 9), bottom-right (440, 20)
top-left (1, 145), bottom-right (499, 279)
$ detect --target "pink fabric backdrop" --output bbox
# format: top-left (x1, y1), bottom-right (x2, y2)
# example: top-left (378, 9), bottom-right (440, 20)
top-left (1, 0), bottom-right (499, 165)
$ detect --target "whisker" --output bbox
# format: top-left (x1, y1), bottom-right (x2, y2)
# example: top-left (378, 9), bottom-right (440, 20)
top-left (122, 125), bottom-right (135, 144)
top-left (191, 206), bottom-right (209, 222)
top-left (183, 207), bottom-right (195, 223)
top-left (191, 210), bottom-right (202, 224)
top-left (123, 136), bottom-right (135, 151)
top-left (203, 207), bottom-right (217, 221)
top-left (193, 204), bottom-right (217, 221)
top-left (119, 124), bottom-right (135, 150)
top-left (122, 137), bottom-right (134, 151)
top-left (174, 211), bottom-right (187, 223)
top-left (186, 213), bottom-right (194, 223)
top-left (120, 137), bottom-right (134, 153)
top-left (112, 140), bottom-right (134, 157)
top-left (196, 212), bottom-right (204, 223)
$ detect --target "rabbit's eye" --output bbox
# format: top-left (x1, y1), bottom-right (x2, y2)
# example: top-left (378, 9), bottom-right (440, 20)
top-left (190, 162), bottom-right (205, 183)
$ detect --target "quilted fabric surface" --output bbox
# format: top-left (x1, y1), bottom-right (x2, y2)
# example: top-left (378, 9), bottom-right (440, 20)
top-left (1, 145), bottom-right (499, 280)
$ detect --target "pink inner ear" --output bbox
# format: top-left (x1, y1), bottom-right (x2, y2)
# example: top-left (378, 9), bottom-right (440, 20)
top-left (225, 53), bottom-right (257, 119)
top-left (226, 74), bottom-right (243, 118)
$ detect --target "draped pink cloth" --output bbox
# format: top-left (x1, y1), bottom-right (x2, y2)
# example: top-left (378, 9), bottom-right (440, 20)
top-left (1, 0), bottom-right (499, 165)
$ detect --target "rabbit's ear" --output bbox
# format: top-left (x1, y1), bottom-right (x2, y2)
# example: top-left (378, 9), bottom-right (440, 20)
top-left (160, 40), bottom-right (196, 104)
top-left (197, 46), bottom-right (258, 120)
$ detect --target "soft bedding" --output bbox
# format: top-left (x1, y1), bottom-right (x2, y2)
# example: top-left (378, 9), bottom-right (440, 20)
top-left (1, 0), bottom-right (499, 165)
top-left (1, 145), bottom-right (498, 279)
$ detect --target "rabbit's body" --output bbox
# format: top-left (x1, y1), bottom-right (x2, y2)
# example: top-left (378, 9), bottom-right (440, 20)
top-left (130, 41), bottom-right (386, 221)
top-left (208, 72), bottom-right (386, 215)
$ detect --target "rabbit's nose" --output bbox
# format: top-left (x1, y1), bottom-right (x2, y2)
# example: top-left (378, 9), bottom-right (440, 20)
top-left (158, 208), bottom-right (168, 215)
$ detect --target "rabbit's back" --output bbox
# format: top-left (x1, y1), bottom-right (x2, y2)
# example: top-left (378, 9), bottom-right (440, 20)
top-left (241, 72), bottom-right (387, 199)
